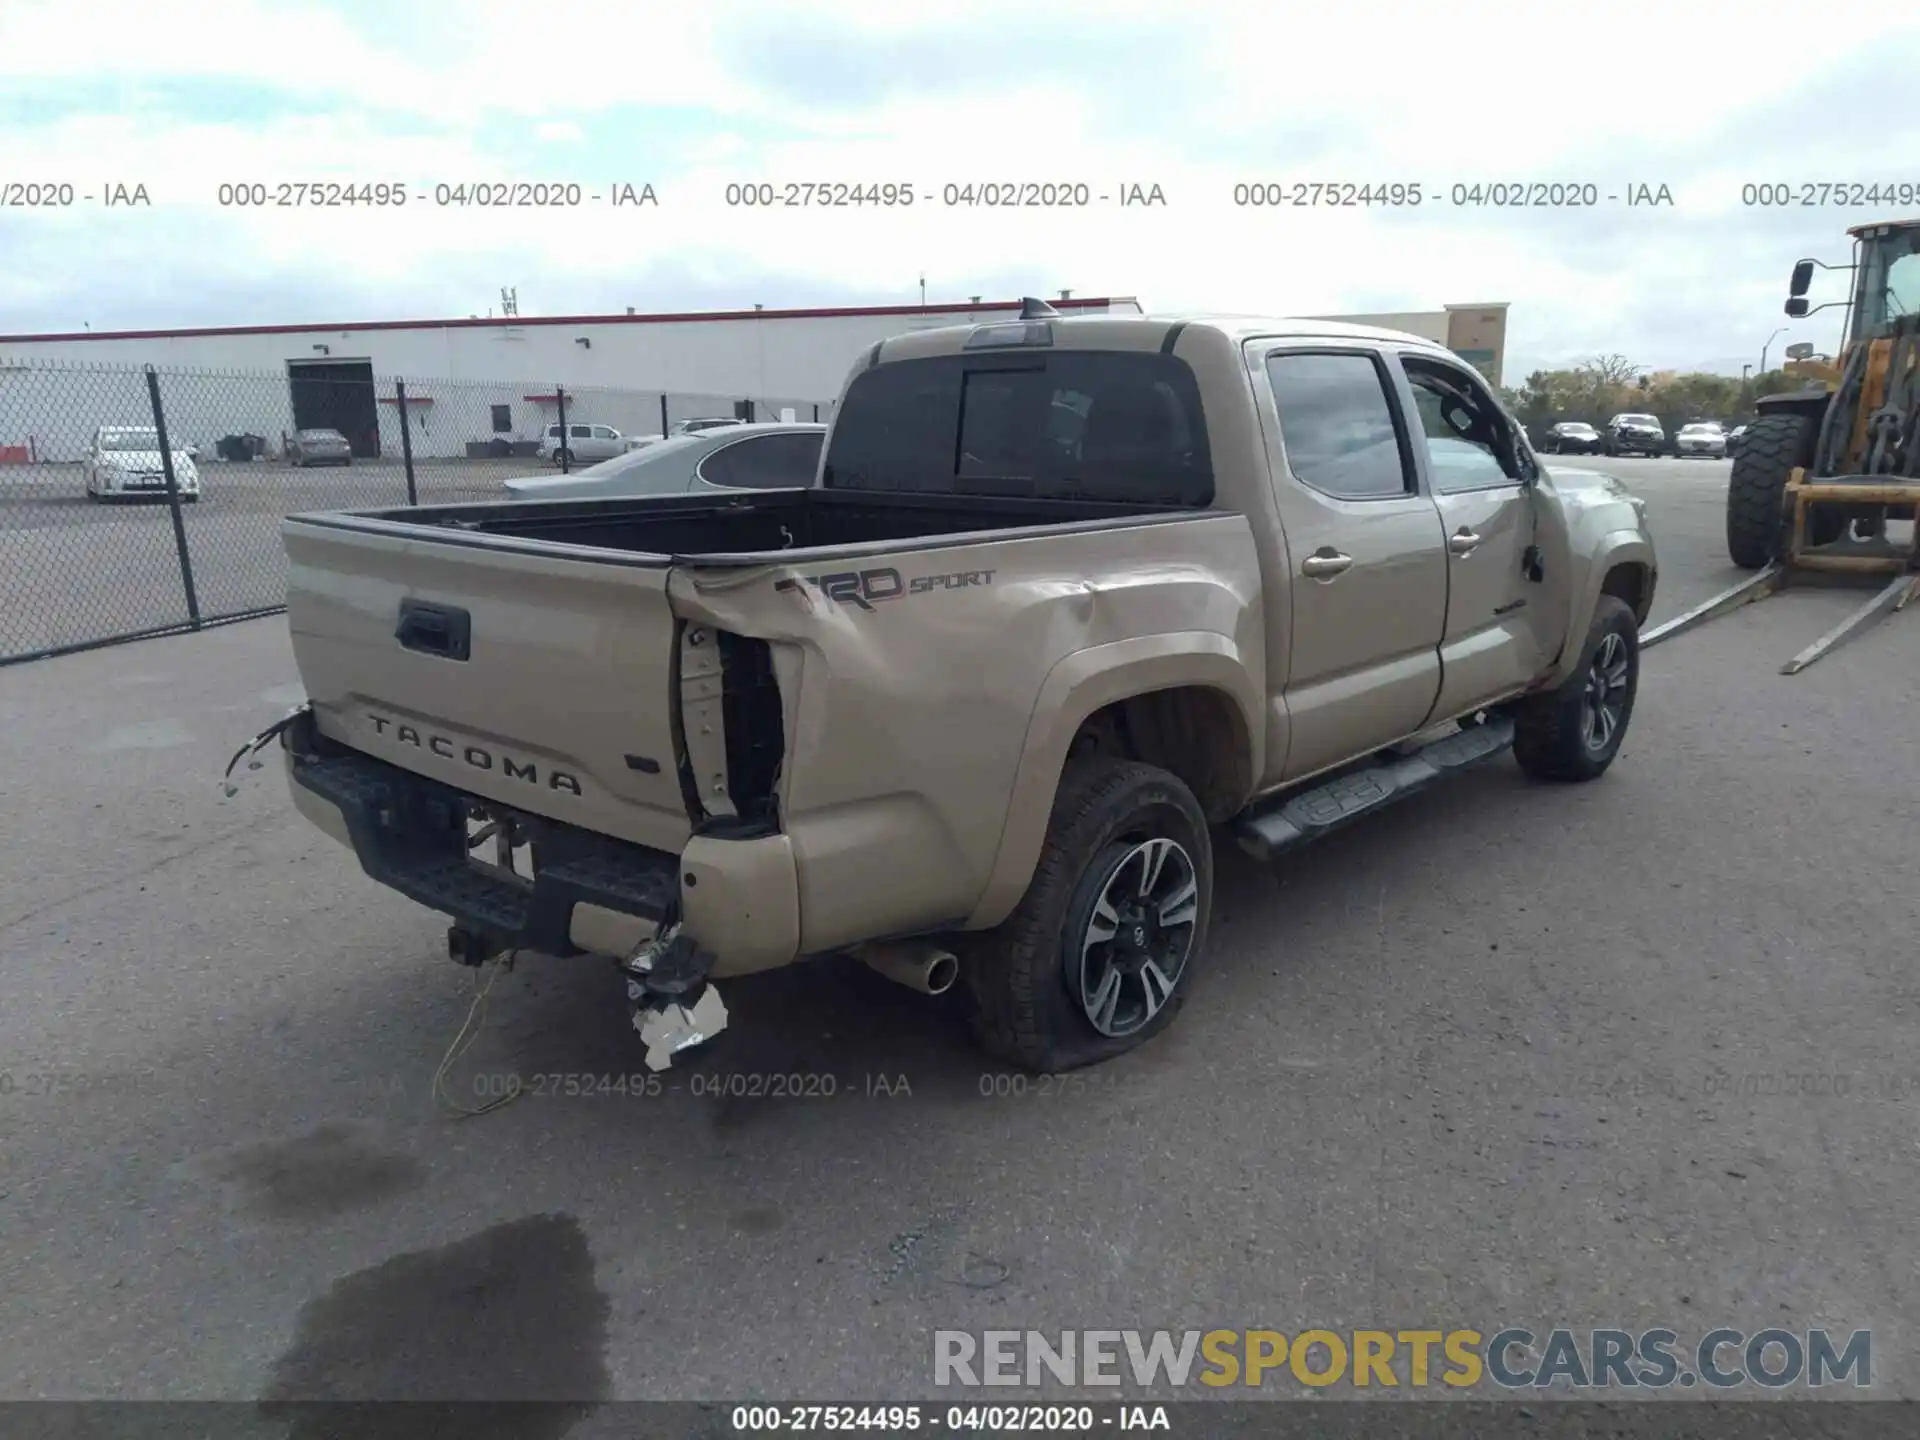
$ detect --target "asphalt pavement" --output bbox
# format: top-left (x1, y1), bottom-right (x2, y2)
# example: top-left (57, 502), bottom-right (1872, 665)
top-left (1, 457), bottom-right (1917, 1412)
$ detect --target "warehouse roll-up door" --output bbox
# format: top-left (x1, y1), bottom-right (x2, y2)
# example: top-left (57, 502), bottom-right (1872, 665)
top-left (288, 360), bottom-right (380, 458)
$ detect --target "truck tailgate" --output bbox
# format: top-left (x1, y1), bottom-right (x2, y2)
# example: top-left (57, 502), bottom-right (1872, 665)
top-left (282, 517), bottom-right (692, 853)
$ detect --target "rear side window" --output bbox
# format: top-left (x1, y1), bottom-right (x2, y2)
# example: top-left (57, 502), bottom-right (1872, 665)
top-left (700, 432), bottom-right (824, 489)
top-left (822, 352), bottom-right (1213, 506)
top-left (1265, 352), bottom-right (1412, 501)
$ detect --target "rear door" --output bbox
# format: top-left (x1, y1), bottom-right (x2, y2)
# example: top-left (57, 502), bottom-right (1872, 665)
top-left (281, 517), bottom-right (694, 853)
top-left (1391, 350), bottom-right (1546, 718)
top-left (1252, 345), bottom-right (1449, 780)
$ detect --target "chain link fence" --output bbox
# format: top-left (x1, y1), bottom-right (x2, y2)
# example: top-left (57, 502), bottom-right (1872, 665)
top-left (0, 358), bottom-right (834, 666)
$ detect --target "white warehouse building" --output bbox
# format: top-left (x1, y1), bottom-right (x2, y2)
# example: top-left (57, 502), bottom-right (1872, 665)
top-left (0, 297), bottom-right (1507, 464)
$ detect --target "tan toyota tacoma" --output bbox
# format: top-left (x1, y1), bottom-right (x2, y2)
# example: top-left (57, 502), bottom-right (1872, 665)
top-left (256, 301), bottom-right (1657, 1073)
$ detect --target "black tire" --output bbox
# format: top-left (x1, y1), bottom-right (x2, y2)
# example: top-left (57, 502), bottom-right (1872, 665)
top-left (554, 448), bottom-right (573, 467)
top-left (956, 757), bottom-right (1212, 1073)
top-left (1513, 596), bottom-right (1639, 784)
top-left (1726, 411), bottom-right (1815, 569)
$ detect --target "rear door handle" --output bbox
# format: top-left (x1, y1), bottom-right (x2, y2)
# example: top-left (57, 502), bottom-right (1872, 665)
top-left (1301, 550), bottom-right (1353, 580)
top-left (1448, 529), bottom-right (1483, 556)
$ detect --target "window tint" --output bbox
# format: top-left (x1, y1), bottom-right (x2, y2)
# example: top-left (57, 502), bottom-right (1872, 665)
top-left (701, 432), bottom-right (824, 489)
top-left (1264, 352), bottom-right (1410, 500)
top-left (570, 425), bottom-right (592, 438)
top-left (591, 426), bottom-right (616, 438)
top-left (821, 352), bottom-right (1212, 506)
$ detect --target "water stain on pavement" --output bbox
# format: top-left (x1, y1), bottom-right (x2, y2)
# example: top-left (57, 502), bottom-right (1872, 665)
top-left (259, 1213), bottom-right (611, 1440)
top-left (205, 1122), bottom-right (423, 1222)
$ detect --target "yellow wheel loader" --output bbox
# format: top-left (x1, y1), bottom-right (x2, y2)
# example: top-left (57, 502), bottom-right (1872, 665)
top-left (1644, 218), bottom-right (1920, 673)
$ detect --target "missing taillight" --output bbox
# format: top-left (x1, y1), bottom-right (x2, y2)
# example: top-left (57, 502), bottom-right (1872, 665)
top-left (716, 631), bottom-right (783, 833)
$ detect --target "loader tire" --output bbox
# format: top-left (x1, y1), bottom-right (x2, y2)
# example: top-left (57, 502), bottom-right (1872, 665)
top-left (956, 757), bottom-right (1211, 1074)
top-left (1725, 412), bottom-right (1814, 569)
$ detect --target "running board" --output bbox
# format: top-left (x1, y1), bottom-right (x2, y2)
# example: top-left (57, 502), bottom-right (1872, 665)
top-left (1641, 564), bottom-right (1785, 649)
top-left (1235, 715), bottom-right (1516, 862)
top-left (1780, 572), bottom-right (1920, 675)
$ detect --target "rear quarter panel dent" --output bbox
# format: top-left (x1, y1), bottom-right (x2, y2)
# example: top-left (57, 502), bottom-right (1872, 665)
top-left (670, 518), bottom-right (1263, 951)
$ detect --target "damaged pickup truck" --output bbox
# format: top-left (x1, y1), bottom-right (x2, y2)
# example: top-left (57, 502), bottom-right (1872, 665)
top-left (264, 301), bottom-right (1656, 1073)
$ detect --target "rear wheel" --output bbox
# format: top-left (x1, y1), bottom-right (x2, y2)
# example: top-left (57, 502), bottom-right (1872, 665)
top-left (956, 757), bottom-right (1211, 1073)
top-left (1726, 412), bottom-right (1816, 569)
top-left (553, 448), bottom-right (574, 467)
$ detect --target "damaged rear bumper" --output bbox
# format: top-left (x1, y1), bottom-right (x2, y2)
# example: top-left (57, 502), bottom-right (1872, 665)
top-left (279, 709), bottom-right (802, 978)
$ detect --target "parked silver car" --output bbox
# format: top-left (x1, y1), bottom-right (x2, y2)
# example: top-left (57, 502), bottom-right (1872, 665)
top-left (287, 428), bottom-right (353, 467)
top-left (1674, 422), bottom-right (1727, 458)
top-left (502, 423), bottom-right (825, 501)
top-left (539, 422), bottom-right (632, 466)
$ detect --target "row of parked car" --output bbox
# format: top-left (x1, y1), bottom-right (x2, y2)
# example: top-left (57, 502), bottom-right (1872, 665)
top-left (1536, 415), bottom-right (1748, 459)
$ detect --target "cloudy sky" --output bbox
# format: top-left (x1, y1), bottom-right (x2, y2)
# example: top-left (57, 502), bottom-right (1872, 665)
top-left (2, 0), bottom-right (1918, 380)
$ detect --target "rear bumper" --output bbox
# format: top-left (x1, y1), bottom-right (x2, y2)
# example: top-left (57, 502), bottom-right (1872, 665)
top-left (284, 726), bottom-right (801, 977)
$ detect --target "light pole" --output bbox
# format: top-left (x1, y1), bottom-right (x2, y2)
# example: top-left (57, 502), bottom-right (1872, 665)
top-left (1760, 328), bottom-right (1786, 375)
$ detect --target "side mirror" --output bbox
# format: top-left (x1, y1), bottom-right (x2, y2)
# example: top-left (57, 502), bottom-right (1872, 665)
top-left (1785, 297), bottom-right (1810, 318)
top-left (1789, 260), bottom-right (1815, 298)
top-left (1785, 342), bottom-right (1815, 361)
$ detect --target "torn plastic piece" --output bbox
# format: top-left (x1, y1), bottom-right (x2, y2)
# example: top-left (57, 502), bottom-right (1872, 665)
top-left (636, 985), bottom-right (729, 1073)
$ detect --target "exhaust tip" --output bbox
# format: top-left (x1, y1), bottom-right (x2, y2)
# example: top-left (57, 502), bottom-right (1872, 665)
top-left (925, 954), bottom-right (959, 995)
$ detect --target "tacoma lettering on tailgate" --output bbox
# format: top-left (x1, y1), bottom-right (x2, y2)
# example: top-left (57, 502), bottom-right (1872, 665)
top-left (368, 714), bottom-right (584, 795)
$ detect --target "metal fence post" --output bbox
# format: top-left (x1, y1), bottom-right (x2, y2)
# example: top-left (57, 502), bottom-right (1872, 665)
top-left (396, 378), bottom-right (418, 505)
top-left (145, 365), bottom-right (202, 632)
top-left (660, 393), bottom-right (669, 438)
top-left (812, 404), bottom-right (820, 423)
top-left (555, 385), bottom-right (569, 473)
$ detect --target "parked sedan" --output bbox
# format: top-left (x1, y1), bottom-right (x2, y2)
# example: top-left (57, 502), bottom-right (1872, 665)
top-left (1674, 422), bottom-right (1727, 458)
top-left (503, 423), bottom-right (825, 501)
top-left (84, 426), bottom-right (201, 503)
top-left (1726, 424), bottom-right (1749, 457)
top-left (287, 428), bottom-right (353, 467)
top-left (1540, 421), bottom-right (1605, 455)
top-left (1605, 413), bottom-right (1667, 457)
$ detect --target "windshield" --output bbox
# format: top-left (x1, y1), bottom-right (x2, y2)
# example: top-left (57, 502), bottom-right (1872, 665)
top-left (99, 429), bottom-right (160, 452)
top-left (299, 429), bottom-right (343, 440)
top-left (1619, 415), bottom-right (1659, 426)
top-left (1852, 225), bottom-right (1920, 337)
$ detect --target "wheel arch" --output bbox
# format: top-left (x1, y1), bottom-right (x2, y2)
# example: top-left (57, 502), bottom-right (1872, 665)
top-left (1545, 531), bottom-right (1656, 686)
top-left (960, 635), bottom-right (1262, 932)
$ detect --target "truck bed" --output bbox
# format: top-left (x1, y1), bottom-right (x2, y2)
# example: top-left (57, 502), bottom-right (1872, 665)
top-left (295, 487), bottom-right (1177, 564)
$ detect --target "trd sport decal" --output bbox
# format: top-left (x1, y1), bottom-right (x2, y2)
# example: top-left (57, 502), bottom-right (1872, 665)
top-left (774, 566), bottom-right (996, 611)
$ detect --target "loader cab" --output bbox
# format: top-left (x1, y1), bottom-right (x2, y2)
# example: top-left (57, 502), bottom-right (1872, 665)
top-left (1788, 221), bottom-right (1920, 353)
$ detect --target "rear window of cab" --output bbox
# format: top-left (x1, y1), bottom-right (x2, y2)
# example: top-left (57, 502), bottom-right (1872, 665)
top-left (822, 351), bottom-right (1214, 507)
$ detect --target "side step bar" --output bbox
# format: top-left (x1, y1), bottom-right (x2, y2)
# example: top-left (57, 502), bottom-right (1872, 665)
top-left (1235, 715), bottom-right (1515, 862)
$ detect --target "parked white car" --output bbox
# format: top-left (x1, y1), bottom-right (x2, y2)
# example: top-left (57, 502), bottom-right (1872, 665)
top-left (503, 423), bottom-right (825, 501)
top-left (1674, 422), bottom-right (1728, 458)
top-left (84, 426), bottom-right (201, 503)
top-left (539, 422), bottom-right (630, 466)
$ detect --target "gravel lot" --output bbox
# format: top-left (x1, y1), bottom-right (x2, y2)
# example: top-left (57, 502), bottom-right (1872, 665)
top-left (1, 457), bottom-right (1917, 1416)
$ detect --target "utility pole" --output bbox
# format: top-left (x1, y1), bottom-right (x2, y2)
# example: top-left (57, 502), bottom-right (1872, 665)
top-left (501, 287), bottom-right (519, 317)
top-left (918, 273), bottom-right (926, 308)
